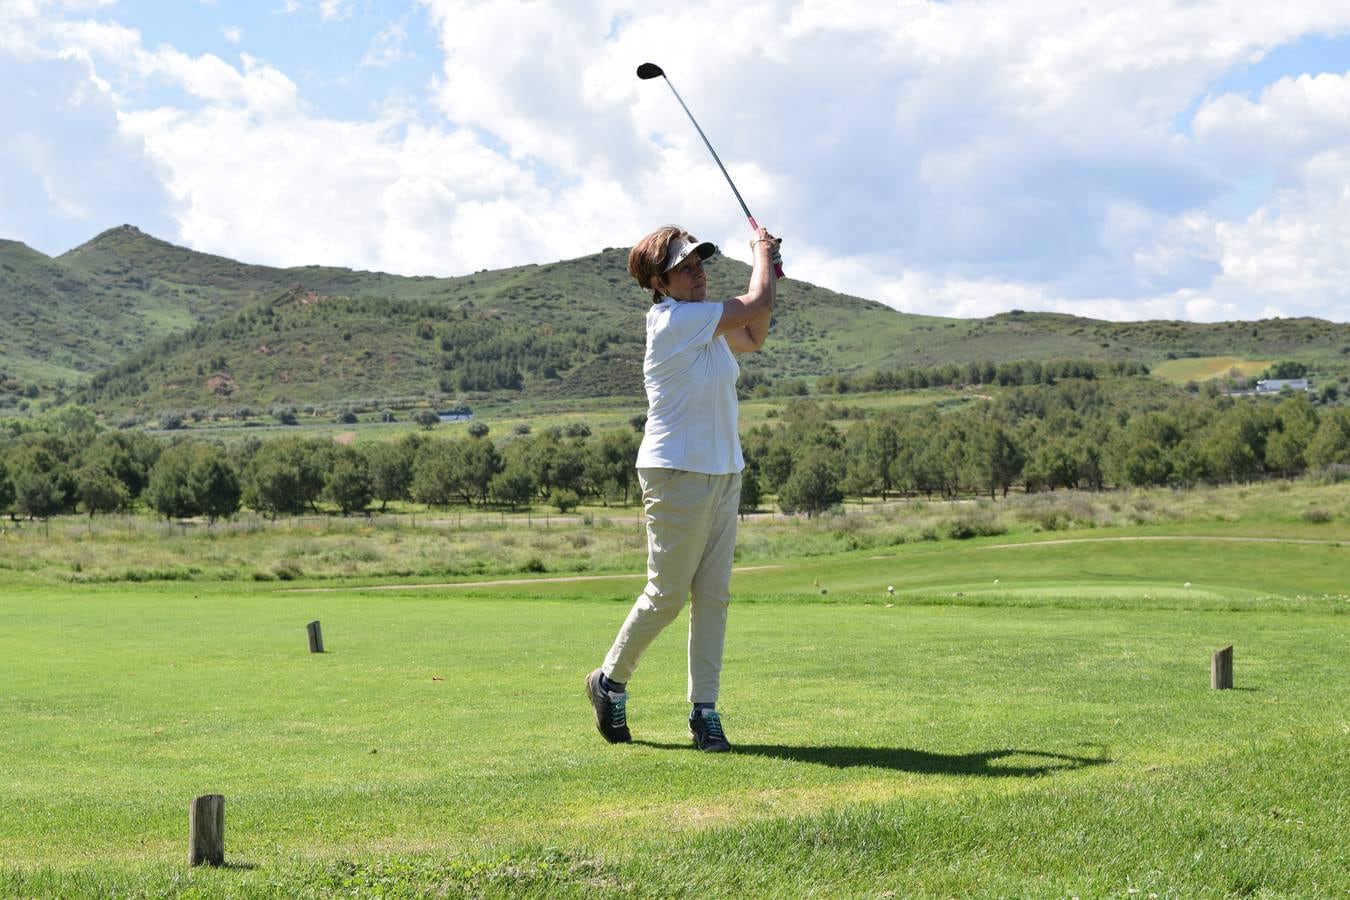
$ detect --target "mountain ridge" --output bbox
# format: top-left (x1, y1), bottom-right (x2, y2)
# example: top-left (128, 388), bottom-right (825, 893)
top-left (1, 226), bottom-right (1347, 417)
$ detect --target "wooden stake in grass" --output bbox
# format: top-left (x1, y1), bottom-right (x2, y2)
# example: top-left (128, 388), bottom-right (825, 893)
top-left (1211, 644), bottom-right (1233, 690)
top-left (307, 620), bottom-right (324, 653)
top-left (188, 794), bottom-right (225, 866)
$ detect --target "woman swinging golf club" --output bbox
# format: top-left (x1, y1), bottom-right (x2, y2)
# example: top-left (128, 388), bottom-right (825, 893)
top-left (587, 224), bottom-right (780, 752)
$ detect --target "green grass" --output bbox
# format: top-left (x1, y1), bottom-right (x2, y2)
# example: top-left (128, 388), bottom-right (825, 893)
top-left (1152, 356), bottom-right (1275, 383)
top-left (1, 498), bottom-right (1347, 895)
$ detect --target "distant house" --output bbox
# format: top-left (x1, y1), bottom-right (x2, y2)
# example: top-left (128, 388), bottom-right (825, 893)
top-left (1255, 378), bottom-right (1310, 393)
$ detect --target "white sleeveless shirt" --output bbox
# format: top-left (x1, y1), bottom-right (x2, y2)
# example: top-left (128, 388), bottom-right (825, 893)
top-left (635, 298), bottom-right (744, 475)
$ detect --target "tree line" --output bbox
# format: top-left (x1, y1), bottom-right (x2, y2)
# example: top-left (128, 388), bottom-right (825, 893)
top-left (745, 382), bottom-right (1349, 514)
top-left (814, 358), bottom-right (1151, 394)
top-left (2, 378), bottom-right (1348, 523)
top-left (0, 420), bottom-right (643, 522)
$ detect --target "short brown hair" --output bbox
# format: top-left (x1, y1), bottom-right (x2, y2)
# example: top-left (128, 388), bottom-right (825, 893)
top-left (628, 225), bottom-right (690, 302)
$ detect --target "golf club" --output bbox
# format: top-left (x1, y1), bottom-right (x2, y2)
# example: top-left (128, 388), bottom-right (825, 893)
top-left (637, 62), bottom-right (784, 278)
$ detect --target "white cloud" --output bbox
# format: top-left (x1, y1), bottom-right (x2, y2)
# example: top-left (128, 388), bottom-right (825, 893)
top-left (118, 98), bottom-right (649, 276)
top-left (5, 0), bottom-right (1350, 323)
top-left (275, 0), bottom-right (350, 20)
top-left (45, 19), bottom-right (300, 113)
top-left (221, 26), bottom-right (242, 44)
top-left (0, 51), bottom-right (177, 254)
top-left (318, 0), bottom-right (351, 22)
top-left (1194, 72), bottom-right (1350, 169)
top-left (360, 20), bottom-right (409, 68)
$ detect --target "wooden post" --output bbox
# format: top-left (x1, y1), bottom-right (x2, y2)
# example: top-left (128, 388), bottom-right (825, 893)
top-left (1211, 645), bottom-right (1233, 690)
top-left (188, 794), bottom-right (224, 866)
top-left (307, 620), bottom-right (324, 653)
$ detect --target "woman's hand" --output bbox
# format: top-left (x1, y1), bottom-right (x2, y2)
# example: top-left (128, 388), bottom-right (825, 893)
top-left (749, 229), bottom-right (783, 270)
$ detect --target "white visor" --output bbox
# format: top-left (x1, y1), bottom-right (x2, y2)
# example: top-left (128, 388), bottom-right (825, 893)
top-left (661, 236), bottom-right (716, 273)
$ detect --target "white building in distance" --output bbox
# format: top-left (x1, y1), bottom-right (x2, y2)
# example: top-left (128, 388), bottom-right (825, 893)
top-left (1255, 379), bottom-right (1311, 393)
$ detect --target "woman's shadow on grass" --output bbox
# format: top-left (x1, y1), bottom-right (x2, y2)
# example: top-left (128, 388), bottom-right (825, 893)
top-left (633, 742), bottom-right (1110, 777)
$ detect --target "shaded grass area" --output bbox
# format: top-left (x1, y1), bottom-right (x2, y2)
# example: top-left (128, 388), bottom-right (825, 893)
top-left (1, 561), bottom-right (1347, 895)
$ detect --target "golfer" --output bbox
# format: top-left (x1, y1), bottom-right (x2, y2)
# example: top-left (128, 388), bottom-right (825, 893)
top-left (587, 224), bottom-right (780, 752)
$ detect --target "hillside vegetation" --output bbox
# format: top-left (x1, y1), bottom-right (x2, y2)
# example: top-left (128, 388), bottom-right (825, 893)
top-left (1, 226), bottom-right (1347, 417)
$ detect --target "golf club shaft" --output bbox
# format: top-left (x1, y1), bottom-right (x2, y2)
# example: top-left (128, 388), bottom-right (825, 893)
top-left (658, 77), bottom-right (785, 278)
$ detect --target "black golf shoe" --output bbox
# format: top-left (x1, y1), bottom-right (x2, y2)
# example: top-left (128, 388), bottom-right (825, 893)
top-left (689, 708), bottom-right (731, 752)
top-left (586, 668), bottom-right (632, 743)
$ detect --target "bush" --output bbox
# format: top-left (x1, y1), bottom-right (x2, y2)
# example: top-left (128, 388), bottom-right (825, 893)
top-left (946, 512), bottom-right (1007, 540)
top-left (272, 561), bottom-right (303, 581)
top-left (549, 489), bottom-right (581, 513)
top-left (1035, 512), bottom-right (1068, 532)
top-left (1302, 508), bottom-right (1334, 524)
top-left (1313, 464), bottom-right (1350, 485)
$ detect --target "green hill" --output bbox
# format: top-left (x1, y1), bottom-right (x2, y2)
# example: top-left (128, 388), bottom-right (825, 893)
top-left (1, 225), bottom-right (459, 387)
top-left (2, 226), bottom-right (1347, 417)
top-left (0, 236), bottom-right (134, 383)
top-left (71, 246), bottom-right (933, 414)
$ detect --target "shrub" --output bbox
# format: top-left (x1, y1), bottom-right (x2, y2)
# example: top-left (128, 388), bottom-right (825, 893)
top-left (1035, 512), bottom-right (1068, 532)
top-left (272, 561), bottom-right (303, 581)
top-left (946, 512), bottom-right (1007, 540)
top-left (1313, 464), bottom-right (1350, 485)
top-left (550, 489), bottom-right (581, 513)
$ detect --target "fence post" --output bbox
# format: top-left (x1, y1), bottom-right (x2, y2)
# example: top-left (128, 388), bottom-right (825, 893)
top-left (188, 794), bottom-right (225, 866)
top-left (1211, 645), bottom-right (1233, 690)
top-left (307, 620), bottom-right (324, 653)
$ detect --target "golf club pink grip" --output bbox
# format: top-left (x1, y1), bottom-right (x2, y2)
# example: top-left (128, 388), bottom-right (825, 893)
top-left (747, 217), bottom-right (785, 278)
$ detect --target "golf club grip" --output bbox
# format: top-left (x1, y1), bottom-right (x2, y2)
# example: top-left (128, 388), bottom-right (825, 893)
top-left (746, 217), bottom-right (785, 279)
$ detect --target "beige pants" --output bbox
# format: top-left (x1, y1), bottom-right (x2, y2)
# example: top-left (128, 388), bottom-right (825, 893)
top-left (603, 468), bottom-right (741, 703)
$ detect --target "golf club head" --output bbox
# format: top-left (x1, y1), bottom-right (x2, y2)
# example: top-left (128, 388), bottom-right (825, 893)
top-left (636, 62), bottom-right (664, 80)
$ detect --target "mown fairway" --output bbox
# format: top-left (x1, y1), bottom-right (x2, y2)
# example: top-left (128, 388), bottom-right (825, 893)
top-left (1151, 356), bottom-right (1275, 384)
top-left (2, 521), bottom-right (1347, 897)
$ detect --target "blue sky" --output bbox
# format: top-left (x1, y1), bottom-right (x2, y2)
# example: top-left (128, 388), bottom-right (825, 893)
top-left (3, 0), bottom-right (1349, 323)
